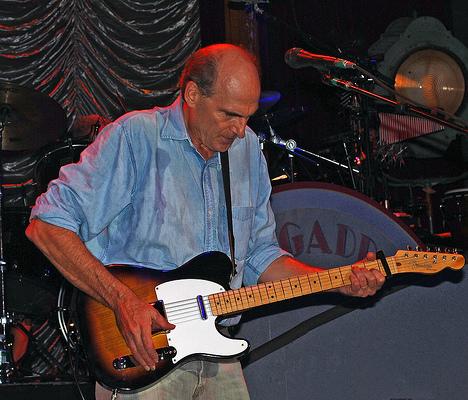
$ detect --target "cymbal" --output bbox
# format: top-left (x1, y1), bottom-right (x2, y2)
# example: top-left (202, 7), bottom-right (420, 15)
top-left (258, 90), bottom-right (281, 113)
top-left (249, 105), bottom-right (312, 131)
top-left (394, 49), bottom-right (465, 114)
top-left (0, 81), bottom-right (66, 151)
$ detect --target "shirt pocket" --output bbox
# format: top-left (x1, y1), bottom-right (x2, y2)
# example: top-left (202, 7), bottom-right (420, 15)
top-left (232, 206), bottom-right (254, 262)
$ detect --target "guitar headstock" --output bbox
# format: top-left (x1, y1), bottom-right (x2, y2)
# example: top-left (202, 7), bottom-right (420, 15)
top-left (393, 250), bottom-right (465, 274)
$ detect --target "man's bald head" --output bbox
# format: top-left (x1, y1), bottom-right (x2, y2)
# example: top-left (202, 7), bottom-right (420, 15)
top-left (179, 44), bottom-right (259, 98)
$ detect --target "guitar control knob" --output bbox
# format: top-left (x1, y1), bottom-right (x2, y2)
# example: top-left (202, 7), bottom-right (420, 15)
top-left (113, 357), bottom-right (128, 370)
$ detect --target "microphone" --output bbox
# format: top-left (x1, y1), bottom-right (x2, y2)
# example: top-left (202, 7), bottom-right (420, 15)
top-left (285, 48), bottom-right (356, 70)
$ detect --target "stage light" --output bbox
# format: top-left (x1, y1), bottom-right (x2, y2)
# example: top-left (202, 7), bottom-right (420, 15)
top-left (369, 16), bottom-right (468, 158)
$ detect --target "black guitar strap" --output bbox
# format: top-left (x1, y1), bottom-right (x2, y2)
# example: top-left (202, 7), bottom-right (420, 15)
top-left (220, 151), bottom-right (237, 281)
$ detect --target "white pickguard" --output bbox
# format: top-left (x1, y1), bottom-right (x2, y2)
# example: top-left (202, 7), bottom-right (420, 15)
top-left (155, 279), bottom-right (248, 364)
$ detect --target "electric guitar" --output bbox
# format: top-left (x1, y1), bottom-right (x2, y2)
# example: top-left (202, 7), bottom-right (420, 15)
top-left (78, 250), bottom-right (465, 391)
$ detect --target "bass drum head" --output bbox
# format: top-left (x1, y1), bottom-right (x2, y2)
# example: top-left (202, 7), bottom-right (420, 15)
top-left (271, 182), bottom-right (422, 267)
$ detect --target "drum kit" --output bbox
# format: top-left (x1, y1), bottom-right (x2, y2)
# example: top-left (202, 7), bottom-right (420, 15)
top-left (0, 82), bottom-right (90, 384)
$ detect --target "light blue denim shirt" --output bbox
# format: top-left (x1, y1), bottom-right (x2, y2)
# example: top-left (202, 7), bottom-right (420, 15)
top-left (30, 97), bottom-right (288, 289)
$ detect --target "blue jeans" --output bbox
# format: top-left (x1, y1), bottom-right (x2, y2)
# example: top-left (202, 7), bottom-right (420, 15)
top-left (95, 360), bottom-right (250, 400)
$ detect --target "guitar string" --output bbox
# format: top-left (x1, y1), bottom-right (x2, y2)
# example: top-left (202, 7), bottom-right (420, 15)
top-left (159, 254), bottom-right (459, 324)
top-left (163, 254), bottom-right (453, 320)
top-left (162, 254), bottom-right (449, 317)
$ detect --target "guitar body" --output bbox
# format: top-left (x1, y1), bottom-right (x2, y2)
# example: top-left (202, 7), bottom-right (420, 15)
top-left (78, 252), bottom-right (249, 391)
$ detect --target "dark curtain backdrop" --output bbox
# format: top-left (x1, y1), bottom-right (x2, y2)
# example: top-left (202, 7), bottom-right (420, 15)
top-left (0, 0), bottom-right (200, 133)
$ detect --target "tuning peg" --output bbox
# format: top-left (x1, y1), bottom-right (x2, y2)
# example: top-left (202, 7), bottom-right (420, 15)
top-left (415, 245), bottom-right (421, 251)
top-left (406, 245), bottom-right (412, 250)
top-left (451, 247), bottom-right (462, 254)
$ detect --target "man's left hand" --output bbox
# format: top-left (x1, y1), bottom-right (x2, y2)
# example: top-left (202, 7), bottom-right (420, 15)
top-left (337, 266), bottom-right (386, 297)
top-left (337, 253), bottom-right (385, 297)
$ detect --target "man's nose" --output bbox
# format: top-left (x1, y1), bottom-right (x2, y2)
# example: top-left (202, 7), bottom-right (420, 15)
top-left (232, 118), bottom-right (248, 138)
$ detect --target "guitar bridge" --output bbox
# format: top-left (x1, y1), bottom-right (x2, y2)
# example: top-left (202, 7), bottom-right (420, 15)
top-left (113, 346), bottom-right (177, 370)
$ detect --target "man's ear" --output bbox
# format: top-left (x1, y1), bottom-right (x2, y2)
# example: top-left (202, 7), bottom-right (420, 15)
top-left (184, 81), bottom-right (200, 108)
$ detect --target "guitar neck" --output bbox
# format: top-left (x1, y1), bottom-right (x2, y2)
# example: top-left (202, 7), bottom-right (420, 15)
top-left (208, 251), bottom-right (465, 316)
top-left (208, 258), bottom-right (388, 316)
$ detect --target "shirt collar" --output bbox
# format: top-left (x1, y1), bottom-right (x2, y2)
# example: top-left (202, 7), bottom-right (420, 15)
top-left (160, 95), bottom-right (190, 141)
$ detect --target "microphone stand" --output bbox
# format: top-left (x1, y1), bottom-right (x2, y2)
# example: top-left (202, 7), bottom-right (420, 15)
top-left (264, 116), bottom-right (298, 182)
top-left (261, 110), bottom-right (361, 177)
top-left (252, 4), bottom-right (339, 55)
top-left (322, 75), bottom-right (468, 134)
top-left (320, 72), bottom-right (468, 215)
top-left (258, 130), bottom-right (360, 182)
top-left (0, 106), bottom-right (15, 383)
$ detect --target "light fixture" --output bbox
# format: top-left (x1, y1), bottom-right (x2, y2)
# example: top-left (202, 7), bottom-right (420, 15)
top-left (369, 16), bottom-right (468, 158)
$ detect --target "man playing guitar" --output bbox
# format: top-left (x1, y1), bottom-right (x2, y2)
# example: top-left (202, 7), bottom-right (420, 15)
top-left (26, 44), bottom-right (385, 399)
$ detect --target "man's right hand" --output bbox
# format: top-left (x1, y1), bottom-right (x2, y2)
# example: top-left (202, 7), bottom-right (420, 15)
top-left (113, 291), bottom-right (175, 371)
top-left (26, 220), bottom-right (176, 371)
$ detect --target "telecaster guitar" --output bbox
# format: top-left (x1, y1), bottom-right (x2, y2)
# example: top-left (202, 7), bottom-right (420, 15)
top-left (78, 250), bottom-right (465, 391)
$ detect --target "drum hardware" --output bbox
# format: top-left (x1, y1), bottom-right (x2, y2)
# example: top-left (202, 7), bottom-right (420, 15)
top-left (57, 282), bottom-right (82, 352)
top-left (89, 118), bottom-right (101, 142)
top-left (33, 141), bottom-right (88, 195)
top-left (319, 68), bottom-right (468, 134)
top-left (0, 83), bottom-right (68, 384)
top-left (319, 71), bottom-right (467, 203)
top-left (257, 90), bottom-right (281, 114)
top-left (440, 188), bottom-right (468, 249)
top-left (264, 113), bottom-right (298, 182)
top-left (0, 131), bottom-right (14, 384)
top-left (12, 320), bottom-right (70, 380)
top-left (56, 281), bottom-right (90, 384)
top-left (257, 110), bottom-right (360, 185)
top-left (342, 140), bottom-right (357, 190)
top-left (422, 185), bottom-right (436, 235)
top-left (0, 82), bottom-right (67, 152)
top-left (249, 105), bottom-right (312, 134)
top-left (263, 132), bottom-right (362, 186)
top-left (0, 102), bottom-right (16, 383)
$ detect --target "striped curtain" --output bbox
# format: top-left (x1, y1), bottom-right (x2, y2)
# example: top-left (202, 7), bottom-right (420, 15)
top-left (0, 0), bottom-right (200, 132)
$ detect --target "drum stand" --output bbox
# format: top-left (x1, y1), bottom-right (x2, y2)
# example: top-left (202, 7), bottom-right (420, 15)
top-left (265, 116), bottom-right (298, 182)
top-left (0, 108), bottom-right (15, 383)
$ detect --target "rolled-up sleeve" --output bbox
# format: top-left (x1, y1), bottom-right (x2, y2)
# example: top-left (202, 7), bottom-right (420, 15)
top-left (30, 121), bottom-right (137, 243)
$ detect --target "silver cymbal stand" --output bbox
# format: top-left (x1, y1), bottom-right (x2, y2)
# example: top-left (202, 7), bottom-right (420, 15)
top-left (0, 105), bottom-right (15, 383)
top-left (265, 116), bottom-right (297, 182)
top-left (258, 115), bottom-right (359, 182)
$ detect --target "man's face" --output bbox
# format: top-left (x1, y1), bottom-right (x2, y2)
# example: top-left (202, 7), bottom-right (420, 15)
top-left (183, 58), bottom-right (260, 159)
